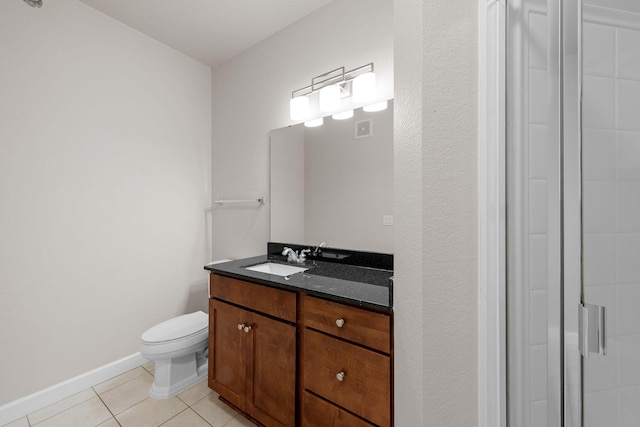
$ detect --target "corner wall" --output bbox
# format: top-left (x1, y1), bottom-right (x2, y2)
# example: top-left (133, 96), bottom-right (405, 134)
top-left (394, 0), bottom-right (479, 424)
top-left (0, 0), bottom-right (212, 405)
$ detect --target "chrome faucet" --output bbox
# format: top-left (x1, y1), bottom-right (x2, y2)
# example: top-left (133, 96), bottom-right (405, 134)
top-left (312, 242), bottom-right (326, 257)
top-left (282, 247), bottom-right (310, 264)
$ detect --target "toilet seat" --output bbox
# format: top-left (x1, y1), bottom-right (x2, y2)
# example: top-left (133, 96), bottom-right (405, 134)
top-left (140, 311), bottom-right (208, 358)
top-left (142, 311), bottom-right (208, 344)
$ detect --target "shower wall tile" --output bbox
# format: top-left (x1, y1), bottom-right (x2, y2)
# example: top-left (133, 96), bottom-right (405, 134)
top-left (529, 345), bottom-right (548, 401)
top-left (583, 129), bottom-right (616, 181)
top-left (616, 182), bottom-right (640, 232)
top-left (617, 284), bottom-right (640, 336)
top-left (617, 335), bottom-right (640, 386)
top-left (583, 336), bottom-right (617, 392)
top-left (529, 180), bottom-right (548, 234)
top-left (616, 234), bottom-right (640, 284)
top-left (525, 9), bottom-right (551, 416)
top-left (616, 80), bottom-right (640, 131)
top-left (529, 235), bottom-right (548, 290)
top-left (584, 23), bottom-right (616, 77)
top-left (617, 28), bottom-right (640, 80)
top-left (617, 131), bottom-right (640, 181)
top-left (530, 400), bottom-right (547, 427)
top-left (529, 69), bottom-right (549, 124)
top-left (529, 124), bottom-right (549, 179)
top-left (529, 290), bottom-right (548, 346)
top-left (618, 386), bottom-right (640, 426)
top-left (584, 389), bottom-right (618, 427)
top-left (583, 181), bottom-right (617, 233)
top-left (618, 387), bottom-right (640, 427)
top-left (583, 76), bottom-right (616, 129)
top-left (583, 233), bottom-right (616, 286)
top-left (528, 12), bottom-right (547, 70)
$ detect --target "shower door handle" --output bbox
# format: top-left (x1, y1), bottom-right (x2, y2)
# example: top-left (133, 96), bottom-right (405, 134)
top-left (578, 303), bottom-right (606, 358)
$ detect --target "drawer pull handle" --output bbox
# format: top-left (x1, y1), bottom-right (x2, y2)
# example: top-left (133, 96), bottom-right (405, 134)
top-left (237, 323), bottom-right (245, 330)
top-left (244, 325), bottom-right (252, 333)
top-left (335, 318), bottom-right (345, 328)
top-left (336, 371), bottom-right (345, 382)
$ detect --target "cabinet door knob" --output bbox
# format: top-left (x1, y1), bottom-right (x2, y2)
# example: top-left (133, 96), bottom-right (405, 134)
top-left (335, 318), bottom-right (345, 328)
top-left (336, 371), bottom-right (345, 382)
top-left (244, 325), bottom-right (252, 333)
top-left (237, 323), bottom-right (245, 330)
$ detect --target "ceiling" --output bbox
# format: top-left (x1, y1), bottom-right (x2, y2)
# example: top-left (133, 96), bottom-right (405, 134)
top-left (78, 0), bottom-right (334, 68)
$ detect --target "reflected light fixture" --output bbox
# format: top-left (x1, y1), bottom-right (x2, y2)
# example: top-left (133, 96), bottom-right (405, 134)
top-left (363, 100), bottom-right (388, 112)
top-left (290, 63), bottom-right (376, 125)
top-left (332, 110), bottom-right (354, 120)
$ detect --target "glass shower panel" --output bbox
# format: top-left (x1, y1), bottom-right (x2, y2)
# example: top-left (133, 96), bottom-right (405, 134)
top-left (507, 0), bottom-right (560, 425)
top-left (582, 0), bottom-right (640, 425)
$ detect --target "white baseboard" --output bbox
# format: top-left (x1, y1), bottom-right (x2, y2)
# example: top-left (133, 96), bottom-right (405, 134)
top-left (0, 352), bottom-right (147, 426)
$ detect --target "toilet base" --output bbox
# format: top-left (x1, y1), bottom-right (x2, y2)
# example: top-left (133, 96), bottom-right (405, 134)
top-left (148, 350), bottom-right (208, 399)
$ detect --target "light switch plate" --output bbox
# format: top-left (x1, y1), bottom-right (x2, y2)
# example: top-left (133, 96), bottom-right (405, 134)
top-left (383, 215), bottom-right (393, 226)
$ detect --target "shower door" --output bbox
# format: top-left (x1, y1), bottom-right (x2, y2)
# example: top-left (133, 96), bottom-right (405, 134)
top-left (506, 0), bottom-right (575, 424)
top-left (508, 0), bottom-right (640, 425)
top-left (580, 0), bottom-right (640, 425)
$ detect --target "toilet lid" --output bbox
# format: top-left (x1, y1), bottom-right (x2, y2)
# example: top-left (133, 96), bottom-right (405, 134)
top-left (141, 311), bottom-right (208, 344)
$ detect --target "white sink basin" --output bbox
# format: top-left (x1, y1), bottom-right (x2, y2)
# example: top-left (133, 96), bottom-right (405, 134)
top-left (245, 262), bottom-right (309, 277)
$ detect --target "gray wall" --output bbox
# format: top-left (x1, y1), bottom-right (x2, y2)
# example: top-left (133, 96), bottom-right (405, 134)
top-left (0, 0), bottom-right (212, 405)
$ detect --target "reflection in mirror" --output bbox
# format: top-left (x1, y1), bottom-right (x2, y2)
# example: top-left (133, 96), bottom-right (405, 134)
top-left (270, 100), bottom-right (393, 253)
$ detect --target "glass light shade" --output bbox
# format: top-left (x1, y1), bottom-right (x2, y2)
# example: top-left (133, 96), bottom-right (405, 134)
top-left (332, 110), bottom-right (354, 120)
top-left (290, 96), bottom-right (309, 121)
top-left (363, 100), bottom-right (388, 112)
top-left (319, 84), bottom-right (341, 112)
top-left (352, 72), bottom-right (376, 104)
top-left (304, 117), bottom-right (323, 127)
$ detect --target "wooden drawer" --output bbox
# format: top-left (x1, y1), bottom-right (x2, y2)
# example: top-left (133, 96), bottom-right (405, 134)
top-left (303, 329), bottom-right (391, 427)
top-left (303, 295), bottom-right (391, 353)
top-left (210, 274), bottom-right (296, 323)
top-left (301, 391), bottom-right (374, 427)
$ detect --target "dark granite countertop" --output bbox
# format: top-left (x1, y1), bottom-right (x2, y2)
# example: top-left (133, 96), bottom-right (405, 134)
top-left (204, 254), bottom-right (393, 312)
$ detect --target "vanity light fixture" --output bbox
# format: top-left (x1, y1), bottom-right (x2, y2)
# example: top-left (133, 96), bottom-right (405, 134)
top-left (290, 63), bottom-right (378, 124)
top-left (304, 117), bottom-right (324, 128)
top-left (290, 96), bottom-right (310, 121)
top-left (352, 72), bottom-right (376, 104)
top-left (319, 84), bottom-right (341, 112)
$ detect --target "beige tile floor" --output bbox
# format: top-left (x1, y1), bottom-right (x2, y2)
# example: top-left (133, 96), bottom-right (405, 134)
top-left (3, 362), bottom-right (255, 427)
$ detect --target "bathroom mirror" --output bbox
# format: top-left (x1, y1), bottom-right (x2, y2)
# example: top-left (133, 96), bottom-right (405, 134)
top-left (270, 100), bottom-right (393, 253)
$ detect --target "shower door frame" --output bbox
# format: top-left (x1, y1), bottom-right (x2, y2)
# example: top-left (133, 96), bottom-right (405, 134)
top-left (478, 0), bottom-right (508, 426)
top-left (478, 0), bottom-right (583, 426)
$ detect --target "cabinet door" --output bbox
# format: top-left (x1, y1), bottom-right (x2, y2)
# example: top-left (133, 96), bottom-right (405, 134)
top-left (245, 311), bottom-right (296, 427)
top-left (209, 299), bottom-right (246, 411)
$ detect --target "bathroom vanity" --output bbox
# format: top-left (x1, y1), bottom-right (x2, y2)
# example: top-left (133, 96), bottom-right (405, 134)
top-left (205, 243), bottom-right (393, 427)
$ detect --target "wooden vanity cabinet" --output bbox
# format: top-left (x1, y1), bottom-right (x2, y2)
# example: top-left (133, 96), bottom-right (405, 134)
top-left (208, 273), bottom-right (394, 427)
top-left (209, 274), bottom-right (297, 427)
top-left (300, 295), bottom-right (393, 427)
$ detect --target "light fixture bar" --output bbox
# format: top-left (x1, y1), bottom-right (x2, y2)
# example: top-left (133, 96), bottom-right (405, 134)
top-left (311, 67), bottom-right (345, 92)
top-left (291, 63), bottom-right (374, 98)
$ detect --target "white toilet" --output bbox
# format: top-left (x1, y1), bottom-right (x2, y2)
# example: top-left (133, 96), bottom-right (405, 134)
top-left (140, 310), bottom-right (209, 399)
